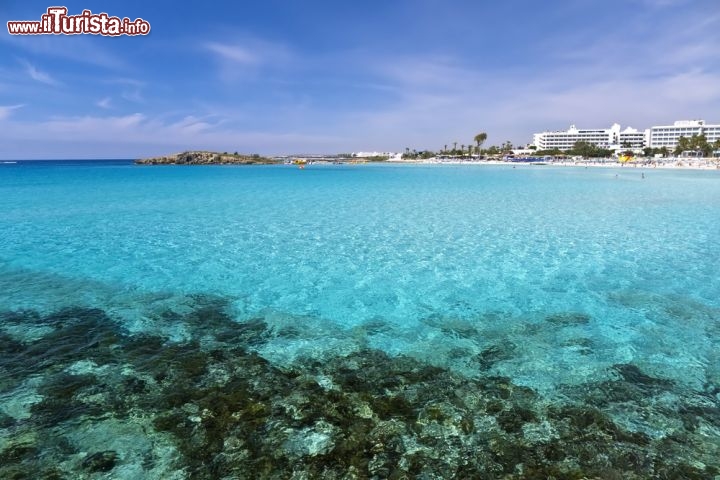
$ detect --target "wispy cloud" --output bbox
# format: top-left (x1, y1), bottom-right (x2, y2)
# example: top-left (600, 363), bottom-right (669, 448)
top-left (96, 97), bottom-right (112, 109)
top-left (205, 43), bottom-right (259, 65)
top-left (0, 35), bottom-right (126, 70)
top-left (20, 60), bottom-right (59, 86)
top-left (203, 38), bottom-right (292, 82)
top-left (329, 3), bottom-right (720, 148)
top-left (1, 4), bottom-right (719, 157)
top-left (0, 104), bottom-right (24, 121)
top-left (121, 89), bottom-right (144, 103)
top-left (167, 115), bottom-right (216, 134)
top-left (635, 0), bottom-right (690, 7)
top-left (41, 113), bottom-right (147, 135)
top-left (104, 78), bottom-right (146, 103)
top-left (0, 112), bottom-right (341, 158)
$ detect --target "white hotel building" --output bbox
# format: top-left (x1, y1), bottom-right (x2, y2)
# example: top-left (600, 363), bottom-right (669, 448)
top-left (533, 119), bottom-right (720, 152)
top-left (647, 120), bottom-right (720, 149)
top-left (532, 123), bottom-right (647, 151)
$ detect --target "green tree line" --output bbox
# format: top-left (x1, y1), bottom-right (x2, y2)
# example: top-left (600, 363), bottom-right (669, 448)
top-left (673, 134), bottom-right (720, 156)
top-left (402, 133), bottom-right (720, 160)
top-left (403, 131), bottom-right (521, 159)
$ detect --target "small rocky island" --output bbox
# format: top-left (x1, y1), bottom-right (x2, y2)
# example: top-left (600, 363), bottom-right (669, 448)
top-left (135, 151), bottom-right (278, 165)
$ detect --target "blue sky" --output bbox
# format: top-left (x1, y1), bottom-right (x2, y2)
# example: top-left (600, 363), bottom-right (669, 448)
top-left (1, 0), bottom-right (719, 158)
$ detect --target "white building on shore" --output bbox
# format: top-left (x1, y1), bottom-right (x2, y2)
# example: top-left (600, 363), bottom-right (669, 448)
top-left (533, 119), bottom-right (720, 152)
top-left (532, 123), bottom-right (649, 151)
top-left (618, 127), bottom-right (646, 149)
top-left (648, 120), bottom-right (720, 149)
top-left (352, 151), bottom-right (396, 157)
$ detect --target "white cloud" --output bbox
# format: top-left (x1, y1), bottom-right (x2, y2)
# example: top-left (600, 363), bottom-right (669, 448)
top-left (121, 89), bottom-right (144, 103)
top-left (102, 78), bottom-right (145, 103)
top-left (167, 115), bottom-right (214, 134)
top-left (636, 0), bottom-right (690, 7)
top-left (0, 34), bottom-right (126, 70)
top-left (307, 48), bottom-right (720, 152)
top-left (0, 112), bottom-right (342, 158)
top-left (0, 104), bottom-right (24, 121)
top-left (328, 3), bottom-right (720, 149)
top-left (203, 38), bottom-right (293, 82)
top-left (41, 113), bottom-right (146, 135)
top-left (205, 43), bottom-right (259, 65)
top-left (20, 60), bottom-right (59, 86)
top-left (1, 6), bottom-right (719, 157)
top-left (96, 97), bottom-right (112, 109)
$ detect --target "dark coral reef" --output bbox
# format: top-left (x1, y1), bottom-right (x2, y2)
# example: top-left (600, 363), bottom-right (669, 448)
top-left (0, 298), bottom-right (718, 479)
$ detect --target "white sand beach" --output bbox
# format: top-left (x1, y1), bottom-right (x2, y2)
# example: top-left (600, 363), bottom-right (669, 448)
top-left (389, 158), bottom-right (720, 170)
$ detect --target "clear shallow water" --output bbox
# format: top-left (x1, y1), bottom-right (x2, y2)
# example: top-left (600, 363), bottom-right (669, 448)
top-left (1, 160), bottom-right (720, 478)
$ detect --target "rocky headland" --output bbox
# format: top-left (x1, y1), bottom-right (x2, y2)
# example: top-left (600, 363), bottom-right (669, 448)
top-left (135, 151), bottom-right (278, 165)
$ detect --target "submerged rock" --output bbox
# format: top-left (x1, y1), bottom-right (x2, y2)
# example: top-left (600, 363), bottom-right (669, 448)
top-left (2, 303), bottom-right (719, 479)
top-left (613, 363), bottom-right (674, 390)
top-left (282, 421), bottom-right (338, 458)
top-left (477, 340), bottom-right (516, 369)
top-left (545, 312), bottom-right (592, 326)
top-left (81, 450), bottom-right (118, 472)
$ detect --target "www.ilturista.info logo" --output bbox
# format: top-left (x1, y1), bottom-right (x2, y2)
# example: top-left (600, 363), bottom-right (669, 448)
top-left (7, 7), bottom-right (151, 36)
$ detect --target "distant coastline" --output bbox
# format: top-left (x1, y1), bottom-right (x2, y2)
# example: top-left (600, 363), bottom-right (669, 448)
top-left (135, 151), bottom-right (278, 165)
top-left (131, 150), bottom-right (720, 170)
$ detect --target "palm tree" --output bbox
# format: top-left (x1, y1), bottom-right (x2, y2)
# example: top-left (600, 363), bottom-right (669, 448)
top-left (461, 144), bottom-right (466, 156)
top-left (444, 144), bottom-right (448, 154)
top-left (474, 132), bottom-right (487, 153)
top-left (674, 136), bottom-right (690, 156)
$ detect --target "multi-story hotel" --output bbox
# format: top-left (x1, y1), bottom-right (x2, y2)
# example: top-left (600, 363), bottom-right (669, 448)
top-left (648, 120), bottom-right (720, 149)
top-left (532, 123), bottom-right (646, 151)
top-left (618, 127), bottom-right (646, 148)
top-left (533, 120), bottom-right (720, 152)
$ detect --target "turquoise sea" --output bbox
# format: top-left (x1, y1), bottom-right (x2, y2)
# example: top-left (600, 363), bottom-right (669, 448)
top-left (1, 160), bottom-right (719, 478)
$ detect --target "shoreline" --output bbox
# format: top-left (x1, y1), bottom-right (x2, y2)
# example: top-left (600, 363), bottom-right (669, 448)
top-left (387, 158), bottom-right (720, 170)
